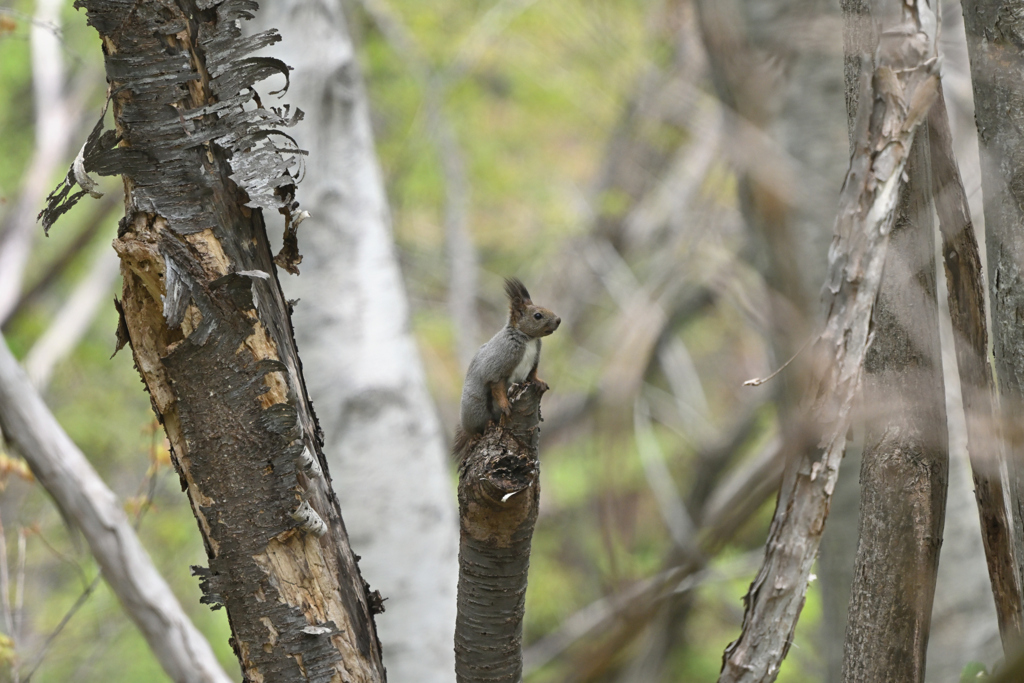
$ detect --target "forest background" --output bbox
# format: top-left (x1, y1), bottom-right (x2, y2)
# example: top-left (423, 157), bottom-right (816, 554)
top-left (0, 0), bottom-right (1005, 681)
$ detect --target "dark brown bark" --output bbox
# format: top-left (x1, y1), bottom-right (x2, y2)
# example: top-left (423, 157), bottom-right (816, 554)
top-left (38, 0), bottom-right (387, 680)
top-left (928, 82), bottom-right (1024, 651)
top-left (841, 134), bottom-right (948, 683)
top-left (455, 381), bottom-right (544, 683)
top-left (959, 0), bottom-right (1024, 651)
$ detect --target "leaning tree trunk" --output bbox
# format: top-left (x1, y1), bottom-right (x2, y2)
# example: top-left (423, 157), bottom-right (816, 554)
top-left (716, 0), bottom-right (940, 679)
top-left (39, 0), bottom-right (387, 680)
top-left (841, 133), bottom-right (948, 683)
top-left (251, 1), bottom-right (460, 681)
top-left (959, 0), bottom-right (1024, 652)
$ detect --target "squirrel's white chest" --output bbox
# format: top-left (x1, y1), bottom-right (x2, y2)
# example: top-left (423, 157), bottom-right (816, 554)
top-left (510, 339), bottom-right (539, 384)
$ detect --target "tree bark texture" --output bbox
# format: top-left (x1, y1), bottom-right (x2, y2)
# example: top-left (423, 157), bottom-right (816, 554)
top-left (0, 335), bottom-right (232, 683)
top-left (960, 0), bottom-right (1024, 651)
top-left (455, 382), bottom-right (545, 683)
top-left (40, 0), bottom-right (387, 680)
top-left (250, 2), bottom-right (460, 681)
top-left (841, 134), bottom-right (948, 683)
top-left (717, 2), bottom-right (940, 680)
top-left (692, 2), bottom-right (854, 674)
top-left (929, 80), bottom-right (1024, 652)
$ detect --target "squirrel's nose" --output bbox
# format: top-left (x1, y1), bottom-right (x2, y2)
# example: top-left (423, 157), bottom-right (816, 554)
top-left (553, 317), bottom-right (561, 328)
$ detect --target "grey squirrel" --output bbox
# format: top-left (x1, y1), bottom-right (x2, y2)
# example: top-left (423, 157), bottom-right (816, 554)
top-left (454, 278), bottom-right (560, 458)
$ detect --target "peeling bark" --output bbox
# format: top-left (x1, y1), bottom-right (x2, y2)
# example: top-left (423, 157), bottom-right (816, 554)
top-left (40, 0), bottom-right (386, 680)
top-left (959, 0), bottom-right (1024, 651)
top-left (455, 382), bottom-right (544, 683)
top-left (250, 0), bottom-right (460, 679)
top-left (841, 134), bottom-right (948, 683)
top-left (717, 1), bottom-right (940, 680)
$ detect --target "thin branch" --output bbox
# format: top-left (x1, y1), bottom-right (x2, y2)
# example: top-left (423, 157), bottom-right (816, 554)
top-left (0, 0), bottom-right (76, 323)
top-left (1, 192), bottom-right (120, 332)
top-left (21, 574), bottom-right (101, 683)
top-left (23, 247), bottom-right (121, 389)
top-left (0, 334), bottom-right (232, 683)
top-left (22, 447), bottom-right (164, 681)
top-left (357, 0), bottom-right (480, 365)
top-left (0, 512), bottom-right (12, 640)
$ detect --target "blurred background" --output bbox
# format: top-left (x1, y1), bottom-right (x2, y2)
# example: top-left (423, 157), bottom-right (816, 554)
top-left (0, 0), bottom-right (1004, 681)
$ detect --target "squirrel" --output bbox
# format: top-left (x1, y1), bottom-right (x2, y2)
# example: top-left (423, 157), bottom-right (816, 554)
top-left (454, 278), bottom-right (561, 459)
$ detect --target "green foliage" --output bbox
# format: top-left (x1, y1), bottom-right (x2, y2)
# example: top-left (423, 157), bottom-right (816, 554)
top-left (961, 661), bottom-right (990, 682)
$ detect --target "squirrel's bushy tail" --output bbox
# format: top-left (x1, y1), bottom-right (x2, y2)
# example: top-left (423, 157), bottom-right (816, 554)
top-left (452, 425), bottom-right (477, 463)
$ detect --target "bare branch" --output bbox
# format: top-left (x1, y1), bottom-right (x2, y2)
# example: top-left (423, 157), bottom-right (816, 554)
top-left (0, 335), bottom-right (232, 683)
top-left (24, 248), bottom-right (120, 389)
top-left (0, 0), bottom-right (76, 323)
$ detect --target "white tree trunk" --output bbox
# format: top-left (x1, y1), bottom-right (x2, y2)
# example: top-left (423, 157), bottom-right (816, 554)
top-left (254, 2), bottom-right (459, 681)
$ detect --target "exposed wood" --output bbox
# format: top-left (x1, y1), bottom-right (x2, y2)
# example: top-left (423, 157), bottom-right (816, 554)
top-left (455, 381), bottom-right (545, 683)
top-left (251, 0), bottom-right (461, 678)
top-left (38, 0), bottom-right (388, 679)
top-left (717, 1), bottom-right (940, 679)
top-left (842, 133), bottom-right (948, 683)
top-left (0, 334), bottom-right (231, 683)
top-left (928, 83), bottom-right (1024, 649)
top-left (959, 0), bottom-right (1024, 652)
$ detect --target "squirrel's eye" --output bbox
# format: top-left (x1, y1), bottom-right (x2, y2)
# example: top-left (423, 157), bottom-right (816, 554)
top-left (534, 312), bottom-right (543, 320)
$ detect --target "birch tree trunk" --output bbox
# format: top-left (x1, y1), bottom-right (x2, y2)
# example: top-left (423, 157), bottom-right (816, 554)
top-left (252, 1), bottom-right (460, 680)
top-left (39, 0), bottom-right (388, 679)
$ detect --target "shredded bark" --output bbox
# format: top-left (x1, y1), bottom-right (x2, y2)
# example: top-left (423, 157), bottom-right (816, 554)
top-left (36, 0), bottom-right (387, 680)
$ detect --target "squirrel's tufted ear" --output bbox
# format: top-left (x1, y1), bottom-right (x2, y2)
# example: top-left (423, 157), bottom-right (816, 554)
top-left (504, 277), bottom-right (532, 305)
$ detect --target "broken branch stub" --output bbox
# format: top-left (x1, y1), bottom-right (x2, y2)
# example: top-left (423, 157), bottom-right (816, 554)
top-left (39, 0), bottom-right (386, 680)
top-left (455, 381), bottom-right (545, 683)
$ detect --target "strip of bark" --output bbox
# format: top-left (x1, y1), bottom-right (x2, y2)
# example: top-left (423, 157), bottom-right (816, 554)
top-left (39, 0), bottom-right (388, 679)
top-left (717, 3), bottom-right (940, 681)
top-left (958, 0), bottom-right (1024, 651)
top-left (841, 131), bottom-right (948, 683)
top-left (928, 83), bottom-right (1024, 648)
top-left (0, 334), bottom-right (232, 683)
top-left (455, 381), bottom-right (545, 683)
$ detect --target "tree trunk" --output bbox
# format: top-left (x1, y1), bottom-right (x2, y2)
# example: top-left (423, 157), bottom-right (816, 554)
top-left (40, 0), bottom-right (388, 679)
top-left (841, 135), bottom-right (948, 683)
top-left (717, 1), bottom-right (941, 679)
top-left (455, 382), bottom-right (545, 683)
top-left (959, 0), bottom-right (1024, 651)
top-left (251, 1), bottom-right (460, 681)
